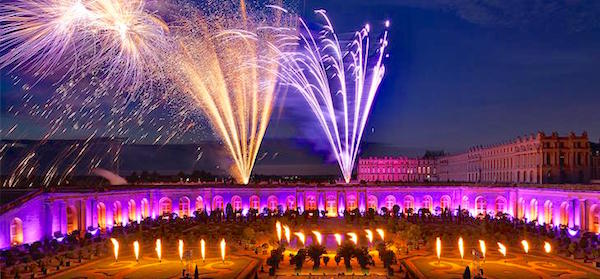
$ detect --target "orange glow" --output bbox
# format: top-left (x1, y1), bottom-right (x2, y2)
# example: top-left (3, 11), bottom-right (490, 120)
top-left (155, 239), bottom-right (162, 262)
top-left (544, 241), bottom-right (551, 254)
top-left (365, 229), bottom-right (373, 244)
top-left (521, 240), bottom-right (529, 254)
top-left (220, 238), bottom-right (226, 262)
top-left (110, 238), bottom-right (119, 261)
top-left (347, 232), bottom-right (358, 245)
top-left (479, 240), bottom-right (486, 260)
top-left (294, 232), bottom-right (305, 246)
top-left (458, 237), bottom-right (464, 260)
top-left (312, 231), bottom-right (322, 245)
top-left (497, 242), bottom-right (507, 257)
top-left (200, 239), bottom-right (206, 262)
top-left (133, 240), bottom-right (140, 262)
top-left (275, 221), bottom-right (282, 242)
top-left (334, 233), bottom-right (342, 246)
top-left (283, 225), bottom-right (291, 243)
top-left (436, 237), bottom-right (441, 261)
top-left (178, 239), bottom-right (184, 261)
top-left (376, 228), bottom-right (385, 241)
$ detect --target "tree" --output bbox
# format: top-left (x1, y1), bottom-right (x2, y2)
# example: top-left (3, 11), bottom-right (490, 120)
top-left (225, 203), bottom-right (234, 220)
top-left (307, 244), bottom-right (327, 270)
top-left (323, 256), bottom-right (330, 266)
top-left (355, 247), bottom-right (374, 273)
top-left (336, 242), bottom-right (356, 271)
top-left (266, 247), bottom-right (285, 274)
top-left (392, 205), bottom-right (401, 217)
top-left (290, 248), bottom-right (306, 272)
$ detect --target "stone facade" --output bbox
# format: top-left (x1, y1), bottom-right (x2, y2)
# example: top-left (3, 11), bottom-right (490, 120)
top-left (592, 141), bottom-right (600, 181)
top-left (2, 183), bottom-right (600, 249)
top-left (437, 132), bottom-right (591, 184)
top-left (357, 157), bottom-right (436, 182)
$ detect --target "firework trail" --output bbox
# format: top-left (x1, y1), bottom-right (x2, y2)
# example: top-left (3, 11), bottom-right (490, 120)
top-left (267, 11), bottom-right (390, 183)
top-left (168, 2), bottom-right (295, 184)
top-left (0, 0), bottom-right (171, 90)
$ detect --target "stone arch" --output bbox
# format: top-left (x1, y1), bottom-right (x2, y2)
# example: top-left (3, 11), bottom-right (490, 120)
top-left (97, 202), bottom-right (106, 229)
top-left (495, 196), bottom-right (507, 214)
top-left (544, 200), bottom-right (553, 225)
top-left (517, 198), bottom-right (525, 219)
top-left (367, 195), bottom-right (378, 211)
top-left (249, 195), bottom-right (260, 210)
top-left (113, 201), bottom-right (122, 225)
top-left (285, 195), bottom-right (296, 210)
top-left (383, 195), bottom-right (396, 210)
top-left (140, 198), bottom-right (149, 218)
top-left (158, 197), bottom-right (172, 216)
top-left (305, 195), bottom-right (317, 211)
top-left (267, 195), bottom-right (278, 211)
top-left (326, 194), bottom-right (337, 217)
top-left (440, 195), bottom-right (451, 211)
top-left (346, 194), bottom-right (358, 211)
top-left (422, 195), bottom-right (433, 212)
top-left (590, 204), bottom-right (600, 233)
top-left (559, 202), bottom-right (569, 226)
top-left (231, 195), bottom-right (243, 211)
top-left (212, 195), bottom-right (224, 211)
top-left (475, 196), bottom-right (487, 216)
top-left (128, 199), bottom-right (136, 221)
top-left (10, 218), bottom-right (23, 246)
top-left (67, 205), bottom-right (78, 233)
top-left (195, 196), bottom-right (204, 212)
top-left (404, 195), bottom-right (415, 211)
top-left (530, 199), bottom-right (539, 222)
top-left (179, 196), bottom-right (191, 217)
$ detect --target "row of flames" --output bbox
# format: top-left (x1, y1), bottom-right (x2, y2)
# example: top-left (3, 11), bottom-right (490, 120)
top-left (109, 238), bottom-right (226, 263)
top-left (275, 221), bottom-right (385, 246)
top-left (437, 237), bottom-right (552, 263)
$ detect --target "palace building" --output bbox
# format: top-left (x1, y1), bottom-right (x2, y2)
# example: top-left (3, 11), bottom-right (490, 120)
top-left (436, 132), bottom-right (591, 184)
top-left (357, 157), bottom-right (436, 182)
top-left (2, 183), bottom-right (599, 249)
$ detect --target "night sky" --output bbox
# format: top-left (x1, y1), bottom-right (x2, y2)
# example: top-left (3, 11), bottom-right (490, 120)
top-left (2, 0), bottom-right (600, 153)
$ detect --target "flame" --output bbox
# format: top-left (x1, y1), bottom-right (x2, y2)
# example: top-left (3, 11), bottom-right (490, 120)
top-left (220, 238), bottom-right (226, 262)
top-left (178, 239), bottom-right (184, 261)
top-left (133, 240), bottom-right (140, 262)
top-left (376, 228), bottom-right (385, 241)
top-left (283, 225), bottom-right (291, 243)
top-left (521, 240), bottom-right (529, 254)
top-left (200, 239), bottom-right (206, 262)
top-left (110, 238), bottom-right (119, 261)
top-left (334, 233), bottom-right (342, 246)
top-left (365, 229), bottom-right (373, 244)
top-left (479, 240), bottom-right (486, 259)
top-left (294, 232), bottom-right (305, 246)
top-left (312, 231), bottom-right (322, 245)
top-left (458, 237), bottom-right (464, 260)
top-left (497, 242), bottom-right (507, 257)
top-left (544, 241), bottom-right (551, 254)
top-left (347, 232), bottom-right (358, 245)
top-left (275, 221), bottom-right (282, 242)
top-left (436, 237), bottom-right (441, 260)
top-left (155, 239), bottom-right (162, 262)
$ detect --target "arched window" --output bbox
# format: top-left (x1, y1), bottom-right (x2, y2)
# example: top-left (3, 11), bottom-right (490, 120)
top-left (128, 199), bottom-right (136, 221)
top-left (403, 195), bottom-right (414, 211)
top-left (461, 196), bottom-right (469, 211)
top-left (306, 195), bottom-right (317, 211)
top-left (212, 195), bottom-right (224, 211)
top-left (517, 198), bottom-right (525, 219)
top-left (231, 195), bottom-right (243, 211)
top-left (179, 196), bottom-right (191, 217)
top-left (346, 195), bottom-right (357, 211)
top-left (422, 195), bottom-right (433, 212)
top-left (97, 202), bottom-right (106, 229)
top-left (530, 171), bottom-right (534, 183)
top-left (267, 195), bottom-right (278, 211)
top-left (158, 197), bottom-right (172, 216)
top-left (544, 200), bottom-right (553, 225)
top-left (559, 202), bottom-right (569, 226)
top-left (367, 195), bottom-right (378, 211)
top-left (326, 195), bottom-right (337, 217)
top-left (10, 218), bottom-right (23, 246)
top-left (195, 196), bottom-right (204, 212)
top-left (67, 206), bottom-right (78, 233)
top-left (495, 196), bottom-right (507, 214)
top-left (475, 196), bottom-right (487, 216)
top-left (140, 198), bottom-right (149, 218)
top-left (384, 195), bottom-right (397, 210)
top-left (530, 199), bottom-right (539, 222)
top-left (590, 205), bottom-right (600, 234)
top-left (286, 195), bottom-right (296, 210)
top-left (113, 201), bottom-right (122, 226)
top-left (249, 195), bottom-right (260, 210)
top-left (440, 195), bottom-right (451, 211)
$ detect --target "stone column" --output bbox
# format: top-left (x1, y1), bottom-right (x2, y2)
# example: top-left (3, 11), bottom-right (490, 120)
top-left (572, 199), bottom-right (581, 229)
top-left (43, 199), bottom-right (53, 240)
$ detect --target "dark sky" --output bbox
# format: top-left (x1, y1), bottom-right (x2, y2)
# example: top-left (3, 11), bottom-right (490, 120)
top-left (2, 0), bottom-right (600, 153)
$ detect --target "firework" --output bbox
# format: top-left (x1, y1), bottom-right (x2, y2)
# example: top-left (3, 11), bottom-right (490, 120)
top-left (110, 238), bottom-right (119, 261)
top-left (0, 0), bottom-right (170, 90)
top-left (312, 231), bottom-right (322, 245)
top-left (273, 11), bottom-right (390, 183)
top-left (168, 3), bottom-right (295, 184)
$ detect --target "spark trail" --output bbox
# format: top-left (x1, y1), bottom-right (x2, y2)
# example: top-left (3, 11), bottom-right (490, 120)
top-left (273, 11), bottom-right (390, 183)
